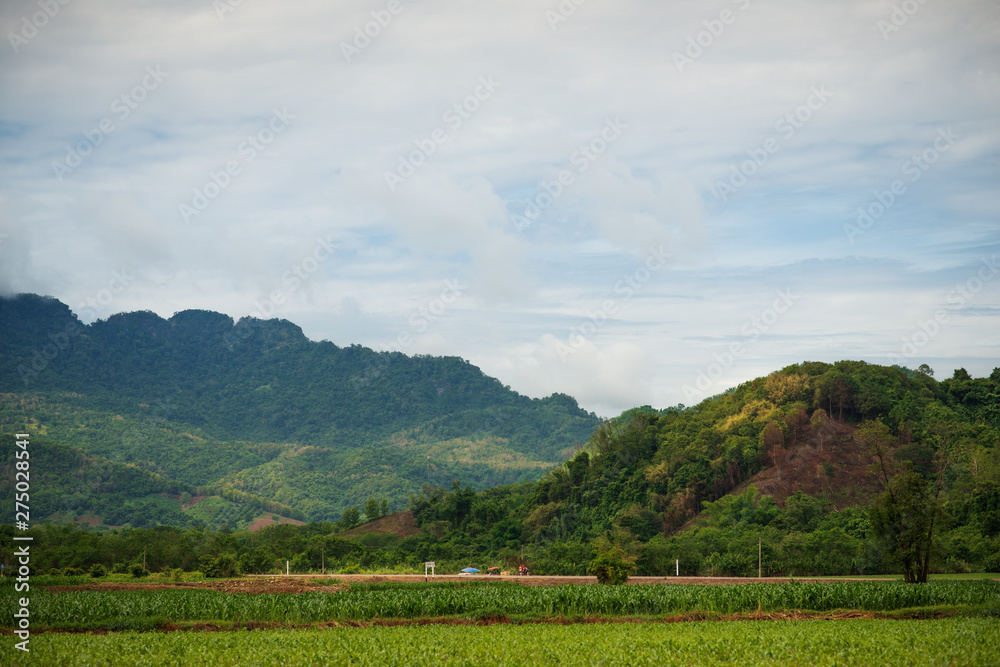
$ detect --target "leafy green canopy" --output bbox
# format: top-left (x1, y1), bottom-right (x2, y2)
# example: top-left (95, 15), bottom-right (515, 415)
top-left (0, 294), bottom-right (599, 520)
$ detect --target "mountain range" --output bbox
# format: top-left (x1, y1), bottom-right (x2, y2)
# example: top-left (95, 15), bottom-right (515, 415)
top-left (0, 293), bottom-right (599, 526)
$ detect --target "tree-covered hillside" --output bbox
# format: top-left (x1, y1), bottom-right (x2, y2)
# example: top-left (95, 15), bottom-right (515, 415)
top-left (400, 361), bottom-right (1000, 576)
top-left (12, 361), bottom-right (997, 579)
top-left (0, 294), bottom-right (599, 521)
top-left (4, 361), bottom-right (997, 579)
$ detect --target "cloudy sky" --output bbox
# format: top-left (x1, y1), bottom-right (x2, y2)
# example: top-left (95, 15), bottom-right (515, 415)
top-left (1, 0), bottom-right (997, 417)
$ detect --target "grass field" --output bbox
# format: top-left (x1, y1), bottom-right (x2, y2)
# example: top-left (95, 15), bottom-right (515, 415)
top-left (4, 618), bottom-right (998, 666)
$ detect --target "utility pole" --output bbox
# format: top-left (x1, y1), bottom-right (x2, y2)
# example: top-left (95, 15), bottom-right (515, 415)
top-left (143, 546), bottom-right (147, 572)
top-left (758, 537), bottom-right (761, 579)
top-left (322, 546), bottom-right (325, 575)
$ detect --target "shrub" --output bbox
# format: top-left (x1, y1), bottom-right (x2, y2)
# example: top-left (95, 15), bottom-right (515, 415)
top-left (588, 530), bottom-right (638, 585)
top-left (89, 563), bottom-right (108, 578)
top-left (200, 554), bottom-right (239, 579)
top-left (239, 550), bottom-right (271, 575)
top-left (130, 564), bottom-right (149, 578)
top-left (588, 551), bottom-right (635, 585)
top-left (215, 553), bottom-right (239, 578)
top-left (63, 567), bottom-right (86, 576)
top-left (200, 556), bottom-right (220, 579)
top-left (983, 553), bottom-right (1000, 574)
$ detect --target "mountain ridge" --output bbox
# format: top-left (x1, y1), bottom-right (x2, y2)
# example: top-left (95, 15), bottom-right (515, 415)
top-left (0, 293), bottom-right (600, 523)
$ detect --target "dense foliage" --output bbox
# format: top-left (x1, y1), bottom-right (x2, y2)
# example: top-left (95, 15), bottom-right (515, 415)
top-left (2, 294), bottom-right (997, 579)
top-left (390, 361), bottom-right (999, 577)
top-left (0, 294), bottom-right (599, 520)
top-left (2, 361), bottom-right (996, 579)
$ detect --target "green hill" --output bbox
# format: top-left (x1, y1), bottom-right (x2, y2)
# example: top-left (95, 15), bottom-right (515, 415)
top-left (5, 360), bottom-right (997, 579)
top-left (0, 433), bottom-right (300, 529)
top-left (0, 294), bottom-right (599, 522)
top-left (401, 360), bottom-right (1000, 576)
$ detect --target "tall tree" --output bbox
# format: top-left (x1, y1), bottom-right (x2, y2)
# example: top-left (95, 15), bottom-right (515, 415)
top-left (860, 419), bottom-right (946, 583)
top-left (365, 497), bottom-right (381, 522)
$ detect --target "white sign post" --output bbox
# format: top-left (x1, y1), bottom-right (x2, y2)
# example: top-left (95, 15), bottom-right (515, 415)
top-left (424, 561), bottom-right (435, 581)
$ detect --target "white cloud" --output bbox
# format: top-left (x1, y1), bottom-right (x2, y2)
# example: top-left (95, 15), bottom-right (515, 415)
top-left (1, 0), bottom-right (997, 413)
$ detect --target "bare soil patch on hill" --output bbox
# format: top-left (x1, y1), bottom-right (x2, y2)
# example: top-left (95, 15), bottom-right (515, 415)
top-left (247, 513), bottom-right (307, 531)
top-left (739, 421), bottom-right (878, 509)
top-left (337, 511), bottom-right (422, 540)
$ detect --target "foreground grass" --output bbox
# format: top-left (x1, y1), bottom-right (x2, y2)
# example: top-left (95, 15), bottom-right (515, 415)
top-left (3, 618), bottom-right (997, 666)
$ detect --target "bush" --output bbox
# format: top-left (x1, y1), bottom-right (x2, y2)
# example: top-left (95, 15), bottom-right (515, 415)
top-left (588, 553), bottom-right (633, 585)
top-left (983, 553), bottom-right (1000, 574)
top-left (88, 563), bottom-right (108, 578)
top-left (200, 554), bottom-right (238, 579)
top-left (239, 550), bottom-right (272, 575)
top-left (215, 553), bottom-right (239, 578)
top-left (588, 530), bottom-right (638, 585)
top-left (63, 567), bottom-right (85, 576)
top-left (130, 564), bottom-right (149, 578)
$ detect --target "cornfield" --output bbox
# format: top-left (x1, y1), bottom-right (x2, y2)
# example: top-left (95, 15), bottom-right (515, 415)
top-left (3, 618), bottom-right (998, 666)
top-left (3, 580), bottom-right (997, 627)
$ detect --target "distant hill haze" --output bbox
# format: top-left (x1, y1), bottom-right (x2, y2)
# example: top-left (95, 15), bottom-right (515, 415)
top-left (0, 293), bottom-right (599, 524)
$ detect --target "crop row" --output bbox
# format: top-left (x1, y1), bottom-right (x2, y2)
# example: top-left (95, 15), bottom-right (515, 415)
top-left (2, 618), bottom-right (999, 666)
top-left (2, 580), bottom-right (997, 627)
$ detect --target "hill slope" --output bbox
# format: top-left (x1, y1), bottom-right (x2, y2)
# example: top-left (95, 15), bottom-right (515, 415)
top-left (403, 360), bottom-right (999, 574)
top-left (6, 360), bottom-right (998, 578)
top-left (0, 294), bottom-right (600, 522)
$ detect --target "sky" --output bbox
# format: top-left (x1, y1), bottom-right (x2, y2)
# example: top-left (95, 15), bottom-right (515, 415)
top-left (1, 0), bottom-right (997, 417)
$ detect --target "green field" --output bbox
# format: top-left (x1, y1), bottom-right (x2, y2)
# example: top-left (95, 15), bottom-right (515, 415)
top-left (4, 618), bottom-right (998, 666)
top-left (3, 580), bottom-right (998, 630)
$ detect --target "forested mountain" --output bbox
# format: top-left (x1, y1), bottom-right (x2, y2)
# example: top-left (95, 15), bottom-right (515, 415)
top-left (11, 360), bottom-right (997, 579)
top-left (0, 434), bottom-right (300, 528)
top-left (399, 361), bottom-right (1000, 577)
top-left (0, 294), bottom-right (599, 524)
